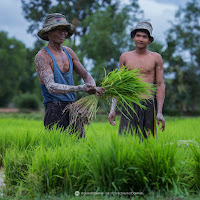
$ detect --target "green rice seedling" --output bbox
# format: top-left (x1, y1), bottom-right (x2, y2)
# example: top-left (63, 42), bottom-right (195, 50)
top-left (63, 94), bottom-right (99, 128)
top-left (3, 147), bottom-right (33, 196)
top-left (169, 142), bottom-right (194, 195)
top-left (64, 66), bottom-right (155, 127)
top-left (0, 118), bottom-right (43, 167)
top-left (101, 66), bottom-right (155, 112)
top-left (1, 116), bottom-right (200, 199)
top-left (190, 143), bottom-right (200, 192)
top-left (155, 118), bottom-right (200, 195)
top-left (24, 130), bottom-right (88, 197)
top-left (82, 126), bottom-right (143, 194)
top-left (119, 134), bottom-right (179, 194)
top-left (39, 126), bottom-right (75, 149)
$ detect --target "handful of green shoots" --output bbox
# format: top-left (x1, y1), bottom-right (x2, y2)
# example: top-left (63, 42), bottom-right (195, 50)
top-left (63, 66), bottom-right (155, 126)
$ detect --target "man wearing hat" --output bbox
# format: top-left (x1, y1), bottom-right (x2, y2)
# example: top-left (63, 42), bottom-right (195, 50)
top-left (108, 21), bottom-right (165, 138)
top-left (35, 13), bottom-right (104, 135)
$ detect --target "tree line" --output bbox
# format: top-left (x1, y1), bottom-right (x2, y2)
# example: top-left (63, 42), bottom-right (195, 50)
top-left (0, 0), bottom-right (199, 115)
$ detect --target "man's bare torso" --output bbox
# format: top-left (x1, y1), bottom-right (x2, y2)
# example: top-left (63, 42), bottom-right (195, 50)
top-left (43, 47), bottom-right (70, 73)
top-left (120, 50), bottom-right (159, 84)
top-left (36, 47), bottom-right (72, 84)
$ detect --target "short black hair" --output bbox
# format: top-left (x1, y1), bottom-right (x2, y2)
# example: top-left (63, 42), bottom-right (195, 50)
top-left (131, 29), bottom-right (153, 41)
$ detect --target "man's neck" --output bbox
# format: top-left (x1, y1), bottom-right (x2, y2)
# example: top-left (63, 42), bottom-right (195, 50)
top-left (135, 47), bottom-right (148, 55)
top-left (47, 41), bottom-right (63, 52)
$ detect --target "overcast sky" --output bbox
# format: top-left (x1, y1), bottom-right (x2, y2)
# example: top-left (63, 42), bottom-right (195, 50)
top-left (0, 0), bottom-right (188, 48)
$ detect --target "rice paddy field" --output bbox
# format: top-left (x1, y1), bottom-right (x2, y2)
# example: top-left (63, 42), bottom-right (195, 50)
top-left (0, 113), bottom-right (200, 200)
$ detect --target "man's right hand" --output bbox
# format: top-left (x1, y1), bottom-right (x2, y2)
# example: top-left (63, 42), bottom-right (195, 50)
top-left (83, 83), bottom-right (96, 94)
top-left (96, 87), bottom-right (105, 98)
top-left (108, 111), bottom-right (116, 126)
top-left (82, 84), bottom-right (105, 97)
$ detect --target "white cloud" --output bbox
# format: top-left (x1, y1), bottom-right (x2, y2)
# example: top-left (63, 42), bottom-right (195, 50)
top-left (0, 0), bottom-right (36, 48)
top-left (138, 0), bottom-right (178, 43)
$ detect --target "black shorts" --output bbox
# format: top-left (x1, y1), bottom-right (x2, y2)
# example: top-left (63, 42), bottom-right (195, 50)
top-left (44, 101), bottom-right (84, 137)
top-left (119, 99), bottom-right (157, 139)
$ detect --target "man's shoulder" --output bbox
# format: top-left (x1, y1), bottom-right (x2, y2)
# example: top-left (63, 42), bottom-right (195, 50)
top-left (148, 51), bottom-right (162, 58)
top-left (36, 48), bottom-right (47, 58)
top-left (35, 48), bottom-right (51, 64)
top-left (62, 46), bottom-right (73, 52)
top-left (121, 51), bottom-right (134, 57)
top-left (62, 46), bottom-right (76, 57)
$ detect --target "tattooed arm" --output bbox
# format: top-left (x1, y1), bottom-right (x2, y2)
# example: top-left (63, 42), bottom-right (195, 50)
top-left (64, 47), bottom-right (105, 96)
top-left (35, 49), bottom-right (95, 94)
top-left (66, 48), bottom-right (96, 86)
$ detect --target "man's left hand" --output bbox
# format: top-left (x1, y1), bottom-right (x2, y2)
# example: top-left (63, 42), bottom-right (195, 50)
top-left (156, 113), bottom-right (165, 132)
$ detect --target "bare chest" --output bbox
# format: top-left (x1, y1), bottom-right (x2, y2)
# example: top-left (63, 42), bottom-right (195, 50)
top-left (124, 54), bottom-right (157, 83)
top-left (125, 55), bottom-right (156, 75)
top-left (49, 51), bottom-right (70, 73)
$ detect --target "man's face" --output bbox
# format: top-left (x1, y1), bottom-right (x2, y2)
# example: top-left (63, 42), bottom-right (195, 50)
top-left (133, 31), bottom-right (150, 48)
top-left (47, 26), bottom-right (69, 43)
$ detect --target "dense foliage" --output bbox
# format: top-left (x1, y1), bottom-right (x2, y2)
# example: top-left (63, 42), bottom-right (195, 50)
top-left (163, 0), bottom-right (200, 115)
top-left (0, 33), bottom-right (42, 107)
top-left (0, 32), bottom-right (27, 106)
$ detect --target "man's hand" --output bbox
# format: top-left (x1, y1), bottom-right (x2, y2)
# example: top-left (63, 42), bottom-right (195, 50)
top-left (83, 84), bottom-right (105, 96)
top-left (108, 111), bottom-right (116, 126)
top-left (96, 87), bottom-right (106, 98)
top-left (83, 83), bottom-right (96, 94)
top-left (156, 113), bottom-right (165, 131)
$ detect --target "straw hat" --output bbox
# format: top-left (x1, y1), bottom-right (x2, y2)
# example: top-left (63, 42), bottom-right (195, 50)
top-left (131, 21), bottom-right (154, 42)
top-left (37, 13), bottom-right (75, 41)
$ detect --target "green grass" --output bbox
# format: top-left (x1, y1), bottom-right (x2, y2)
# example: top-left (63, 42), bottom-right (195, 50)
top-left (0, 115), bottom-right (200, 199)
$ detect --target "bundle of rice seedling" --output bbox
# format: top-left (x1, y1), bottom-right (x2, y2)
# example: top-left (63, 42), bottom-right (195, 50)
top-left (63, 94), bottom-right (98, 126)
top-left (63, 66), bottom-right (155, 127)
top-left (101, 66), bottom-right (155, 113)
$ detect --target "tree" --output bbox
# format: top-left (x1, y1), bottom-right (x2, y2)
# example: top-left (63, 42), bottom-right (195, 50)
top-left (21, 0), bottom-right (143, 86)
top-left (77, 2), bottom-right (143, 84)
top-left (164, 0), bottom-right (200, 114)
top-left (0, 32), bottom-right (28, 106)
top-left (80, 4), bottom-right (140, 84)
top-left (24, 40), bottom-right (46, 101)
top-left (21, 0), bottom-right (115, 40)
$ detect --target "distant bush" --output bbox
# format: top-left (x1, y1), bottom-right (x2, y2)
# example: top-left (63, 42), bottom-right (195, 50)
top-left (13, 93), bottom-right (40, 110)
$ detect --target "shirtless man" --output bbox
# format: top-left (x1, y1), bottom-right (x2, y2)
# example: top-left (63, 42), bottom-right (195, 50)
top-left (108, 21), bottom-right (165, 138)
top-left (35, 13), bottom-right (104, 136)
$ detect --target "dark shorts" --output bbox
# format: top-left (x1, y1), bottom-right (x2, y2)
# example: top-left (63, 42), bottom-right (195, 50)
top-left (44, 101), bottom-right (84, 137)
top-left (119, 99), bottom-right (157, 138)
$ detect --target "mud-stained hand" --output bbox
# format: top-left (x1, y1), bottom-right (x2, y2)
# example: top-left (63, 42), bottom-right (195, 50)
top-left (156, 113), bottom-right (165, 132)
top-left (83, 83), bottom-right (96, 94)
top-left (108, 111), bottom-right (116, 126)
top-left (95, 87), bottom-right (106, 98)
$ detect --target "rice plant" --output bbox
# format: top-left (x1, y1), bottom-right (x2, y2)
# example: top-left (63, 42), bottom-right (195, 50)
top-left (1, 117), bottom-right (200, 199)
top-left (190, 143), bottom-right (200, 192)
top-left (3, 147), bottom-right (33, 196)
top-left (64, 66), bottom-right (155, 127)
top-left (63, 94), bottom-right (99, 128)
